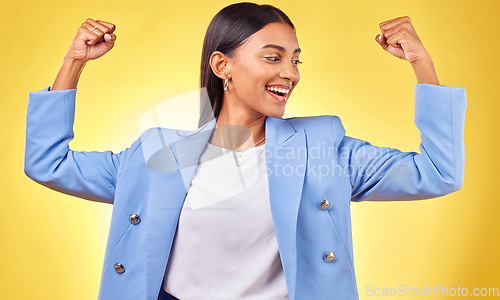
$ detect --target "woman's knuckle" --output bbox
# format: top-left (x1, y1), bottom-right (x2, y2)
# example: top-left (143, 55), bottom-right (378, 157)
top-left (401, 28), bottom-right (410, 35)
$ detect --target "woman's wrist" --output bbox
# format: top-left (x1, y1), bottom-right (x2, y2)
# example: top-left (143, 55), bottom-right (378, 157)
top-left (51, 57), bottom-right (87, 91)
top-left (410, 54), bottom-right (440, 85)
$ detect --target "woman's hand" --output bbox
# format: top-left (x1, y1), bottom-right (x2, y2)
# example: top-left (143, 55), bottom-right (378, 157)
top-left (51, 19), bottom-right (117, 90)
top-left (65, 18), bottom-right (117, 62)
top-left (375, 16), bottom-right (439, 85)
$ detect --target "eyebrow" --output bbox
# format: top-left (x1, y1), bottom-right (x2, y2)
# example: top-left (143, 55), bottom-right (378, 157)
top-left (261, 44), bottom-right (301, 54)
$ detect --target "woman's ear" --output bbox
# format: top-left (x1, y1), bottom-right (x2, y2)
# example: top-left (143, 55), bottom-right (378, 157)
top-left (209, 51), bottom-right (232, 80)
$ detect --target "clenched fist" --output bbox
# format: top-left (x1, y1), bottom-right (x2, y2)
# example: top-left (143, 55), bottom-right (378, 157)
top-left (375, 16), bottom-right (430, 64)
top-left (374, 16), bottom-right (439, 85)
top-left (65, 18), bottom-right (117, 62)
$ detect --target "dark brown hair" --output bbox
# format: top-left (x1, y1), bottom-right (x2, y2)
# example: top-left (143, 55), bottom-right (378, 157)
top-left (198, 2), bottom-right (295, 127)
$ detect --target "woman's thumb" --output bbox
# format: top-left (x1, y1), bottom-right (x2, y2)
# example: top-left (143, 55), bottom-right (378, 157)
top-left (375, 33), bottom-right (388, 50)
top-left (103, 33), bottom-right (117, 49)
top-left (104, 33), bottom-right (114, 41)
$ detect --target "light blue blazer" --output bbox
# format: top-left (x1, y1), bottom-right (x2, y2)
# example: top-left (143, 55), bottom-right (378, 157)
top-left (24, 83), bottom-right (466, 300)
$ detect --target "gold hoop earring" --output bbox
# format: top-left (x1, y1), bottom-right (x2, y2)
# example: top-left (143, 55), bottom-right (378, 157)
top-left (224, 76), bottom-right (229, 91)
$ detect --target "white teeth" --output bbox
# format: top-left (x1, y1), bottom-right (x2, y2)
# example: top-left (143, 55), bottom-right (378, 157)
top-left (266, 86), bottom-right (290, 94)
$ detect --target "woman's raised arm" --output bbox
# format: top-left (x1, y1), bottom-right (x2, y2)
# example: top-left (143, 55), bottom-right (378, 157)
top-left (24, 19), bottom-right (136, 204)
top-left (336, 17), bottom-right (466, 201)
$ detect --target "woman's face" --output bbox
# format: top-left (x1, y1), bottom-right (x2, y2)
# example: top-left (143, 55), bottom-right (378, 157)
top-left (225, 22), bottom-right (301, 119)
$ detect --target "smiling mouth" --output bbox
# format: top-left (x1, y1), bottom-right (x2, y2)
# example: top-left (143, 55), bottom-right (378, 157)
top-left (265, 86), bottom-right (291, 103)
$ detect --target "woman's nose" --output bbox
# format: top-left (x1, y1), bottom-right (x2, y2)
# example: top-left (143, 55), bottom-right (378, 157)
top-left (279, 62), bottom-right (300, 83)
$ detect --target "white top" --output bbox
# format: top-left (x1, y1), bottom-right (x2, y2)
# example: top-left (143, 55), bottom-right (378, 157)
top-left (162, 142), bottom-right (289, 300)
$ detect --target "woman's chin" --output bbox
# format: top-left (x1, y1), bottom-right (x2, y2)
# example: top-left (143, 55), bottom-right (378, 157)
top-left (264, 107), bottom-right (286, 119)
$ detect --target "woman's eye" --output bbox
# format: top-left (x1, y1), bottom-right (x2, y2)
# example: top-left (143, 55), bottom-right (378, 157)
top-left (265, 56), bottom-right (302, 65)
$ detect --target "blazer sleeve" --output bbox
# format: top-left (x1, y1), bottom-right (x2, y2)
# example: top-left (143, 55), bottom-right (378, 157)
top-left (335, 83), bottom-right (467, 201)
top-left (24, 86), bottom-right (140, 204)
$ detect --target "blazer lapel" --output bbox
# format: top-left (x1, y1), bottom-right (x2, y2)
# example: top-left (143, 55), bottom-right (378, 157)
top-left (265, 117), bottom-right (307, 300)
top-left (143, 118), bottom-right (216, 299)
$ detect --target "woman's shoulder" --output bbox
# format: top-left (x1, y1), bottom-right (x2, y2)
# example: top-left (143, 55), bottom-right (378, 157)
top-left (283, 115), bottom-right (346, 147)
top-left (284, 114), bottom-right (342, 126)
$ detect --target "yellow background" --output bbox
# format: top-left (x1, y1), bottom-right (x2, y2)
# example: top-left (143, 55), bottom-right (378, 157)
top-left (1, 0), bottom-right (498, 298)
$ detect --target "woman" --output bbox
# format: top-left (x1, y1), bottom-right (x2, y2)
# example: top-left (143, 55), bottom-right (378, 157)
top-left (24, 2), bottom-right (466, 300)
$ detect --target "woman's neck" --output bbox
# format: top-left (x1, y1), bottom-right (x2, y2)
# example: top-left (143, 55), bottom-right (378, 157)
top-left (211, 101), bottom-right (266, 152)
